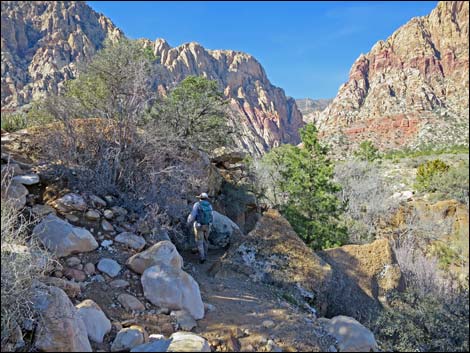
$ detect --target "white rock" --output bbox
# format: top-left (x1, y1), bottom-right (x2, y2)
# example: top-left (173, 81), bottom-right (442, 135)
top-left (126, 240), bottom-right (183, 274)
top-left (167, 332), bottom-right (211, 352)
top-left (319, 315), bottom-right (379, 352)
top-left (76, 299), bottom-right (111, 343)
top-left (130, 338), bottom-right (171, 352)
top-left (12, 173), bottom-right (40, 185)
top-left (111, 326), bottom-right (144, 352)
top-left (115, 232), bottom-right (146, 251)
top-left (141, 264), bottom-right (204, 320)
top-left (53, 193), bottom-right (87, 212)
top-left (32, 214), bottom-right (98, 257)
top-left (171, 310), bottom-right (197, 331)
top-left (97, 258), bottom-right (121, 277)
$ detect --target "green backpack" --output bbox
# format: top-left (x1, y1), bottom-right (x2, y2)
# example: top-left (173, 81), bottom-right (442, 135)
top-left (196, 200), bottom-right (213, 225)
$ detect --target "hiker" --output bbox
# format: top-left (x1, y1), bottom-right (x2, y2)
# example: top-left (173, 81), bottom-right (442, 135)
top-left (187, 192), bottom-right (214, 264)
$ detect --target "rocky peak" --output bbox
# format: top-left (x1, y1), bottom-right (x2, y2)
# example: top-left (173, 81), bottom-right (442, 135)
top-left (318, 1), bottom-right (469, 153)
top-left (296, 98), bottom-right (332, 124)
top-left (1, 1), bottom-right (122, 108)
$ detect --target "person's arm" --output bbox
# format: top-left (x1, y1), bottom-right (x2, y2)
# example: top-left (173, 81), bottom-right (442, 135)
top-left (187, 202), bottom-right (199, 224)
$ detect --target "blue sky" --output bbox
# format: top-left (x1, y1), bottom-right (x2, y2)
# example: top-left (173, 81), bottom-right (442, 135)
top-left (87, 1), bottom-right (438, 99)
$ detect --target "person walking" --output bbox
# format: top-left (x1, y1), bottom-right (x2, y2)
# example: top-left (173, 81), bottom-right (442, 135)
top-left (187, 192), bottom-right (213, 264)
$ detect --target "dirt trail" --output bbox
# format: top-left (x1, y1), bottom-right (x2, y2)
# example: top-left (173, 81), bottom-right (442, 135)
top-left (182, 249), bottom-right (332, 352)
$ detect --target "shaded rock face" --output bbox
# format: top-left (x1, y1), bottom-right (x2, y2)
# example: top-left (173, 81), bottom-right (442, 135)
top-left (319, 238), bottom-right (403, 321)
top-left (1, 1), bottom-right (122, 108)
top-left (318, 1), bottom-right (469, 153)
top-left (214, 209), bottom-right (333, 316)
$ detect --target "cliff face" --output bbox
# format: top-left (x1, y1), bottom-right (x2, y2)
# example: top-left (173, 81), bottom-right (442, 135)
top-left (1, 1), bottom-right (122, 109)
top-left (1, 1), bottom-right (304, 155)
top-left (318, 1), bottom-right (469, 152)
top-left (296, 98), bottom-right (332, 124)
top-left (147, 39), bottom-right (304, 155)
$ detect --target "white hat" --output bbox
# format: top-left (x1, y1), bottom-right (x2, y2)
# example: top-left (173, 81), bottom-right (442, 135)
top-left (197, 192), bottom-right (209, 199)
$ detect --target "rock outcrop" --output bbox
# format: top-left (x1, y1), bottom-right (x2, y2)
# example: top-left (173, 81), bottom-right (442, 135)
top-left (146, 38), bottom-right (305, 154)
top-left (1, 1), bottom-right (304, 155)
top-left (319, 238), bottom-right (403, 321)
top-left (1, 1), bottom-right (122, 108)
top-left (318, 1), bottom-right (469, 153)
top-left (296, 98), bottom-right (332, 124)
top-left (214, 209), bottom-right (333, 316)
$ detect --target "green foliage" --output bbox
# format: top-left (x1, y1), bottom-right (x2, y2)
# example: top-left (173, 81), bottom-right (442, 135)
top-left (373, 289), bottom-right (469, 352)
top-left (415, 159), bottom-right (450, 192)
top-left (147, 75), bottom-right (232, 152)
top-left (427, 160), bottom-right (469, 205)
top-left (384, 145), bottom-right (469, 160)
top-left (353, 140), bottom-right (381, 162)
top-left (260, 124), bottom-right (347, 250)
top-left (1, 102), bottom-right (54, 132)
top-left (62, 37), bottom-right (157, 122)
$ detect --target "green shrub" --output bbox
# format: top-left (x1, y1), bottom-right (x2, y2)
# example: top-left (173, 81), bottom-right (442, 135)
top-left (428, 160), bottom-right (469, 205)
top-left (384, 145), bottom-right (469, 160)
top-left (373, 289), bottom-right (469, 352)
top-left (415, 159), bottom-right (449, 192)
top-left (353, 140), bottom-right (381, 162)
top-left (1, 112), bottom-right (28, 132)
top-left (1, 104), bottom-right (54, 132)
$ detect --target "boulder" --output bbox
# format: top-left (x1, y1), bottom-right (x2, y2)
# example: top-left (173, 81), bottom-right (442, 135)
top-left (12, 174), bottom-right (40, 185)
top-left (85, 209), bottom-right (100, 221)
top-left (89, 194), bottom-right (107, 208)
top-left (2, 180), bottom-right (28, 209)
top-left (320, 238), bottom-right (403, 321)
top-left (32, 204), bottom-right (56, 217)
top-left (141, 264), bottom-right (204, 320)
top-left (130, 338), bottom-right (172, 352)
top-left (32, 282), bottom-right (92, 352)
top-left (101, 219), bottom-right (114, 232)
top-left (53, 193), bottom-right (87, 213)
top-left (210, 211), bottom-right (241, 248)
top-left (171, 310), bottom-right (197, 331)
top-left (127, 240), bottom-right (183, 274)
top-left (97, 258), bottom-right (121, 277)
top-left (318, 316), bottom-right (379, 352)
top-left (167, 332), bottom-right (211, 352)
top-left (211, 147), bottom-right (247, 164)
top-left (111, 326), bottom-right (145, 352)
top-left (118, 293), bottom-right (145, 312)
top-left (32, 214), bottom-right (98, 257)
top-left (76, 299), bottom-right (112, 344)
top-left (41, 277), bottom-right (81, 298)
top-left (1, 163), bottom-right (23, 178)
top-left (115, 232), bottom-right (146, 251)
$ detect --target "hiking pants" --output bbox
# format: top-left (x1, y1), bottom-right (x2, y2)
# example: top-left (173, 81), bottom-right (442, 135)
top-left (193, 223), bottom-right (210, 261)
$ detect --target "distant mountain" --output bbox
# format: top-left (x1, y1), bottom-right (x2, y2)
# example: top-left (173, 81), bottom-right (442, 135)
top-left (0, 1), bottom-right (304, 155)
top-left (296, 98), bottom-right (332, 124)
top-left (318, 1), bottom-right (469, 152)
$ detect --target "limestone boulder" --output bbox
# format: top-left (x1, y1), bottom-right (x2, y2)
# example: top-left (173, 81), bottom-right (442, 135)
top-left (318, 316), bottom-right (379, 352)
top-left (32, 214), bottom-right (98, 257)
top-left (76, 299), bottom-right (111, 344)
top-left (127, 240), bottom-right (183, 274)
top-left (32, 282), bottom-right (92, 352)
top-left (52, 193), bottom-right (87, 213)
top-left (111, 326), bottom-right (145, 352)
top-left (210, 211), bottom-right (241, 248)
top-left (1, 180), bottom-right (28, 209)
top-left (167, 332), bottom-right (211, 352)
top-left (115, 232), bottom-right (146, 251)
top-left (12, 173), bottom-right (40, 185)
top-left (141, 264), bottom-right (204, 320)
